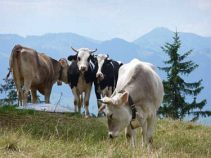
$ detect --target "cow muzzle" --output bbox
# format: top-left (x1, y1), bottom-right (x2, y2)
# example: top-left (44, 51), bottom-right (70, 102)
top-left (96, 72), bottom-right (104, 80)
top-left (80, 66), bottom-right (87, 72)
top-left (109, 133), bottom-right (114, 139)
top-left (108, 131), bottom-right (118, 139)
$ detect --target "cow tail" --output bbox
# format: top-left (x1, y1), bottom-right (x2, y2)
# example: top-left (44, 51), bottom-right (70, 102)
top-left (11, 45), bottom-right (23, 105)
top-left (5, 69), bottom-right (11, 82)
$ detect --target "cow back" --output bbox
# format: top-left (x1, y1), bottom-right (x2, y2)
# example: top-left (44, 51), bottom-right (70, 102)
top-left (116, 59), bottom-right (163, 109)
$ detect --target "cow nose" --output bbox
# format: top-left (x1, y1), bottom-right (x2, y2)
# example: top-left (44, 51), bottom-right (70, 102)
top-left (80, 66), bottom-right (86, 71)
top-left (96, 72), bottom-right (104, 79)
top-left (109, 133), bottom-right (113, 139)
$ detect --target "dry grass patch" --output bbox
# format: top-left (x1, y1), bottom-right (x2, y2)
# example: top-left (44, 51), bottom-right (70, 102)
top-left (0, 106), bottom-right (211, 158)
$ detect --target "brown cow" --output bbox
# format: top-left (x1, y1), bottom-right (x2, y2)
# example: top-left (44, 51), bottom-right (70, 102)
top-left (8, 44), bottom-right (69, 106)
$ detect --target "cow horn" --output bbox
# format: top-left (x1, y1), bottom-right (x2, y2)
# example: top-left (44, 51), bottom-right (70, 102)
top-left (106, 54), bottom-right (109, 58)
top-left (97, 99), bottom-right (104, 104)
top-left (97, 97), bottom-right (112, 104)
top-left (90, 48), bottom-right (97, 53)
top-left (71, 47), bottom-right (78, 53)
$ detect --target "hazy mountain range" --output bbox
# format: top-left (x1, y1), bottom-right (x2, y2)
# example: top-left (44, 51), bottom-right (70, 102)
top-left (0, 27), bottom-right (211, 123)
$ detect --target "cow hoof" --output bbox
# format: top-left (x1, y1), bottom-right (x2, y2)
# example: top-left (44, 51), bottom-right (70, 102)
top-left (85, 115), bottom-right (91, 119)
top-left (98, 112), bottom-right (105, 117)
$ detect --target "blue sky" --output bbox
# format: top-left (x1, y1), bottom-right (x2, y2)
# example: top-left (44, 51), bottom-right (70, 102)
top-left (0, 0), bottom-right (211, 41)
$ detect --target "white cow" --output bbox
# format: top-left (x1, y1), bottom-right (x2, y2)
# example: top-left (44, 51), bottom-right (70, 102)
top-left (99, 58), bottom-right (163, 147)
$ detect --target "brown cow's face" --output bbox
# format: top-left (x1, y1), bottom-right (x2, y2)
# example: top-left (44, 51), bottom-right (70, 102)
top-left (99, 91), bottom-right (131, 138)
top-left (57, 58), bottom-right (69, 85)
top-left (59, 58), bottom-right (69, 67)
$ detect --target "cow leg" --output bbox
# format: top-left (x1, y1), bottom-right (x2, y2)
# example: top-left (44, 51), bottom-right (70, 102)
top-left (14, 79), bottom-right (23, 106)
top-left (22, 80), bottom-right (31, 106)
top-left (84, 85), bottom-right (92, 118)
top-left (97, 100), bottom-right (102, 111)
top-left (98, 88), bottom-right (110, 116)
top-left (31, 89), bottom-right (37, 103)
top-left (72, 87), bottom-right (80, 113)
top-left (125, 126), bottom-right (135, 147)
top-left (78, 94), bottom-right (83, 113)
top-left (44, 86), bottom-right (52, 103)
top-left (107, 86), bottom-right (113, 97)
top-left (146, 115), bottom-right (156, 146)
top-left (94, 81), bottom-right (101, 109)
top-left (17, 90), bottom-right (23, 106)
top-left (141, 120), bottom-right (148, 147)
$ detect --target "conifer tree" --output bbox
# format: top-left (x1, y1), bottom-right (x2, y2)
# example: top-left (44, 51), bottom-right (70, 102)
top-left (159, 32), bottom-right (211, 120)
top-left (0, 78), bottom-right (42, 106)
top-left (0, 78), bottom-right (18, 105)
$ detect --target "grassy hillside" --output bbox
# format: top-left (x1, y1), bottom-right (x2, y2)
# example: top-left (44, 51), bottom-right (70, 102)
top-left (0, 106), bottom-right (211, 158)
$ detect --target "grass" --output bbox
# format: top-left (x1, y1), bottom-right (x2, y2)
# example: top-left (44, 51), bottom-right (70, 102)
top-left (0, 106), bottom-right (211, 158)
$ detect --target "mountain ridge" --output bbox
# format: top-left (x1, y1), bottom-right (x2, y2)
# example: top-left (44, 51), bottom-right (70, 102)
top-left (0, 27), bottom-right (210, 120)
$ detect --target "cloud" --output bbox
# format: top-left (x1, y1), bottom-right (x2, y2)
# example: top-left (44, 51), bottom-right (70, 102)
top-left (189, 0), bottom-right (211, 10)
top-left (0, 0), bottom-right (211, 40)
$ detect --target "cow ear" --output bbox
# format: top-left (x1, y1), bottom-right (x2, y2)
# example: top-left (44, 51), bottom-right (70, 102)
top-left (120, 91), bottom-right (129, 104)
top-left (106, 57), bottom-right (111, 62)
top-left (90, 54), bottom-right (97, 63)
top-left (68, 55), bottom-right (77, 61)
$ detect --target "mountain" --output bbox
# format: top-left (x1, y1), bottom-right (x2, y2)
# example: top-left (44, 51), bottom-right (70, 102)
top-left (0, 27), bottom-right (211, 121)
top-left (99, 38), bottom-right (139, 62)
top-left (134, 27), bottom-right (211, 58)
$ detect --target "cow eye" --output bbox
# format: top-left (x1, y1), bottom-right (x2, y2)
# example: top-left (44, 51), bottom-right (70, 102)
top-left (77, 57), bottom-right (81, 61)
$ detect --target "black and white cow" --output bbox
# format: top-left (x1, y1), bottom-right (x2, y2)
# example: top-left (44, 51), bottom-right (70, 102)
top-left (67, 47), bottom-right (97, 118)
top-left (94, 54), bottom-right (123, 114)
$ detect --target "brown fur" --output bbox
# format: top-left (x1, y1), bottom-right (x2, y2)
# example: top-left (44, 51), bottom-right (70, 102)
top-left (9, 45), bottom-right (67, 105)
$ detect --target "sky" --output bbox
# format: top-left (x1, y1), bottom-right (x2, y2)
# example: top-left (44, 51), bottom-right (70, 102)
top-left (0, 0), bottom-right (211, 41)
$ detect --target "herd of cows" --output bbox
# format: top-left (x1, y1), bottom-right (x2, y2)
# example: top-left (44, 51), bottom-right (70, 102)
top-left (7, 44), bottom-right (164, 146)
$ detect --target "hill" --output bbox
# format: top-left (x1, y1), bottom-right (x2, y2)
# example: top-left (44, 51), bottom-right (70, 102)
top-left (0, 106), bottom-right (211, 158)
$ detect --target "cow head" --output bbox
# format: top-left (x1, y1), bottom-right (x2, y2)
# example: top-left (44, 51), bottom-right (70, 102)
top-left (98, 90), bottom-right (131, 138)
top-left (96, 54), bottom-right (111, 81)
top-left (68, 47), bottom-right (97, 73)
top-left (57, 58), bottom-right (69, 85)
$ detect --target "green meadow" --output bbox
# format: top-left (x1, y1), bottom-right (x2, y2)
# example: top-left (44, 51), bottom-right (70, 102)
top-left (0, 106), bottom-right (210, 158)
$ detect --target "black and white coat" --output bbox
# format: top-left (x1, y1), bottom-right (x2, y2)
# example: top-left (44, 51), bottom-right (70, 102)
top-left (67, 47), bottom-right (97, 118)
top-left (94, 54), bottom-right (123, 113)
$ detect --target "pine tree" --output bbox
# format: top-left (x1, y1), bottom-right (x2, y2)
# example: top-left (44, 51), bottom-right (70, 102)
top-left (159, 32), bottom-right (211, 120)
top-left (0, 78), bottom-right (18, 106)
top-left (0, 77), bottom-right (43, 106)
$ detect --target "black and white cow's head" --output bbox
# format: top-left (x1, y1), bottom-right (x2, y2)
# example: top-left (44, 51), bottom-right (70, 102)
top-left (96, 54), bottom-right (111, 81)
top-left (68, 47), bottom-right (97, 73)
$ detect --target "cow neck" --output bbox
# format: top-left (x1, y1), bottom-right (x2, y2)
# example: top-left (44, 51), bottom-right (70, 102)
top-left (128, 95), bottom-right (136, 119)
top-left (58, 66), bottom-right (63, 81)
top-left (128, 94), bottom-right (140, 129)
top-left (109, 61), bottom-right (116, 91)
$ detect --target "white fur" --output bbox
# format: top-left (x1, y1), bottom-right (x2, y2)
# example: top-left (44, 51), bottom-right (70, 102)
top-left (102, 58), bottom-right (164, 147)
